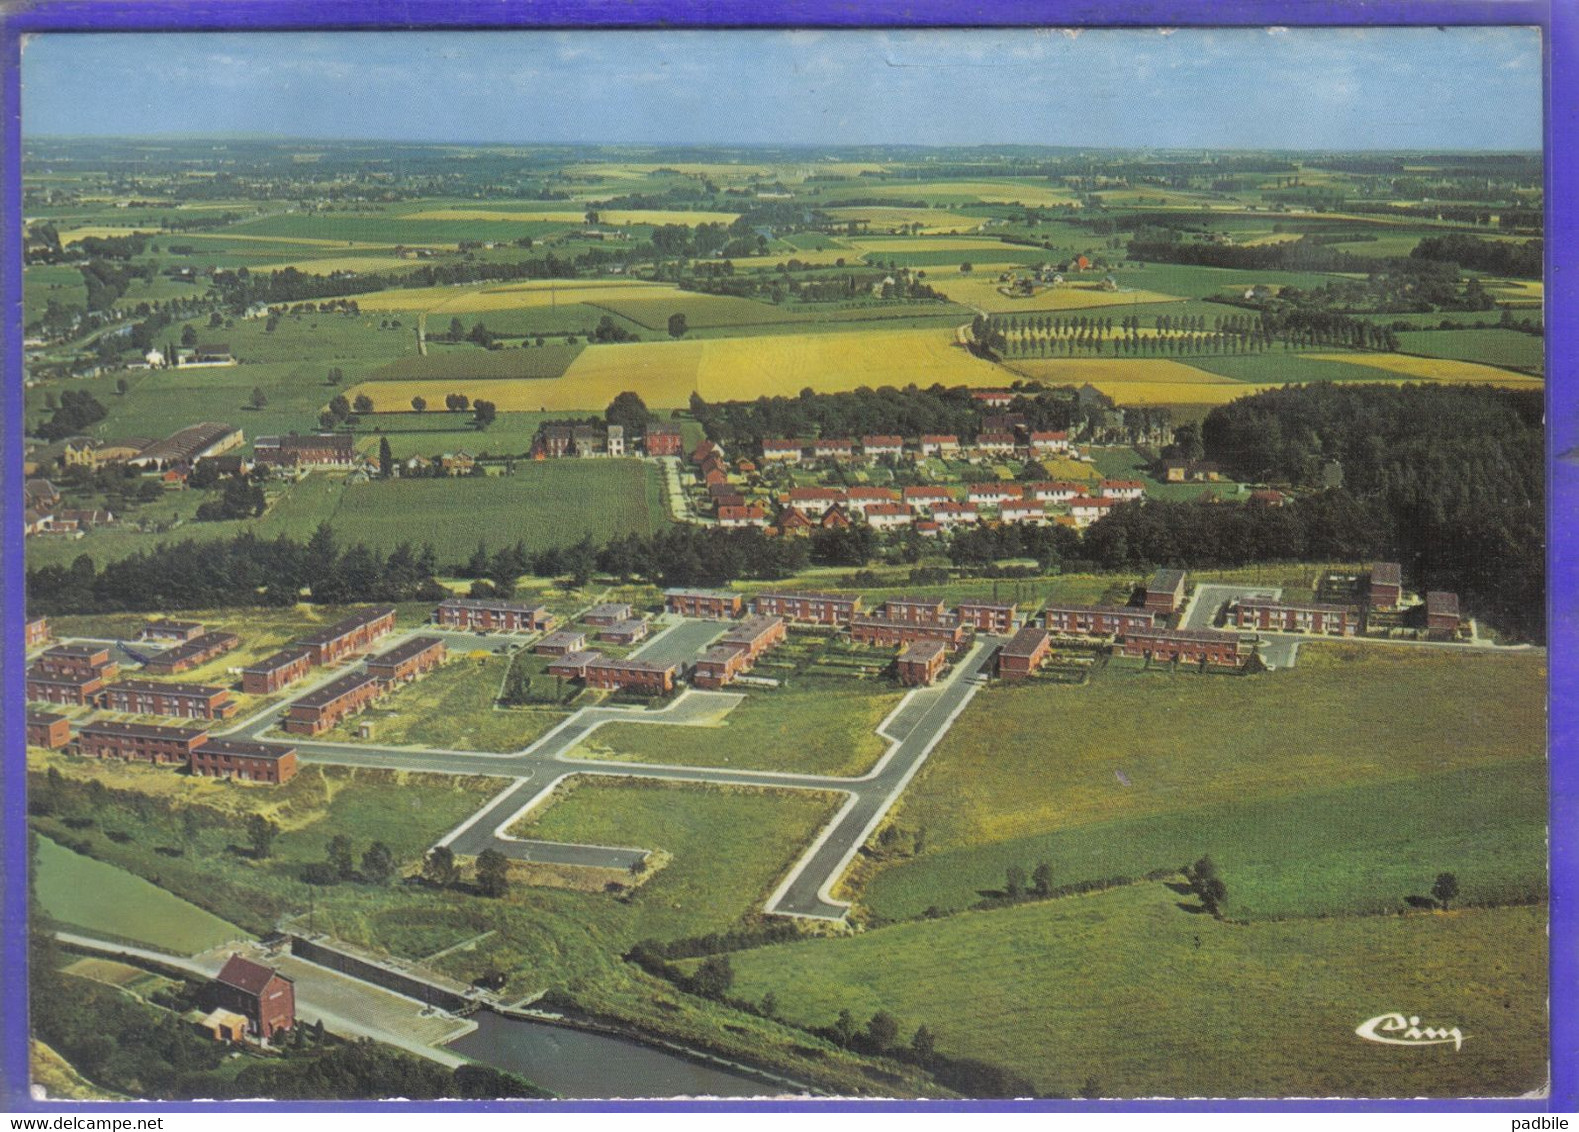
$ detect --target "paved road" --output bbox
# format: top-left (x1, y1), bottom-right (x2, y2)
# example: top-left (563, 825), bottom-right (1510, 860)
top-left (257, 632), bottom-right (999, 922)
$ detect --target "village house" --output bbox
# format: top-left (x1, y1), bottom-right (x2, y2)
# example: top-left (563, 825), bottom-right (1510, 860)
top-left (842, 486), bottom-right (901, 513)
top-left (1043, 603), bottom-right (1156, 638)
top-left (535, 629), bottom-right (589, 656)
top-left (967, 483), bottom-right (1023, 508)
top-left (719, 503), bottom-right (769, 528)
top-left (973, 431), bottom-right (1018, 457)
top-left (644, 423), bottom-right (684, 457)
top-left (282, 670), bottom-right (384, 735)
top-left (970, 390), bottom-right (1015, 409)
top-left (784, 486), bottom-right (846, 516)
top-left (813, 437), bottom-right (856, 461)
top-left (752, 590), bottom-right (862, 626)
top-left (364, 636), bottom-right (446, 684)
top-left (863, 503), bottom-right (913, 531)
top-left (75, 720), bottom-right (208, 765)
top-left (434, 597), bottom-right (554, 634)
top-left (190, 738), bottom-right (299, 785)
top-left (254, 432), bottom-right (358, 469)
top-left (1161, 460), bottom-right (1225, 484)
top-left (1069, 495), bottom-right (1121, 526)
top-left (860, 435), bottom-right (905, 460)
top-left (918, 434), bottom-right (961, 458)
top-left (1120, 627), bottom-right (1251, 668)
top-left (25, 710), bottom-right (72, 750)
top-left (297, 606), bottom-right (397, 665)
top-left (1100, 479), bottom-right (1146, 501)
top-left (1144, 569), bottom-right (1189, 615)
top-left (1231, 598), bottom-right (1354, 637)
top-left (1027, 431), bottom-right (1070, 455)
top-left (141, 631), bottom-right (241, 676)
top-left (664, 588), bottom-right (744, 619)
top-left (102, 679), bottom-right (238, 720)
top-left (760, 438), bottom-right (805, 463)
top-left (1000, 501), bottom-right (1049, 525)
top-left (956, 600), bottom-right (1017, 634)
top-left (997, 627), bottom-right (1052, 681)
top-left (778, 507), bottom-right (815, 534)
top-left (896, 639), bottom-right (949, 686)
top-left (820, 507), bottom-right (852, 530)
top-left (212, 955), bottom-right (295, 1042)
top-left (930, 501), bottom-right (979, 527)
top-left (240, 647), bottom-right (316, 696)
top-left (902, 486), bottom-right (955, 512)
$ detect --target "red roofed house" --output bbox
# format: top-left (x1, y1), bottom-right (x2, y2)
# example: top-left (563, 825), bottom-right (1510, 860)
top-left (863, 502), bottom-right (913, 531)
top-left (813, 437), bottom-right (855, 460)
top-left (1000, 501), bottom-right (1049, 525)
top-left (778, 507), bottom-right (815, 535)
top-left (719, 504), bottom-right (769, 528)
top-left (1069, 496), bottom-right (1120, 526)
top-left (1027, 431), bottom-right (1070, 455)
top-left (930, 501), bottom-right (979, 527)
top-left (919, 434), bottom-right (960, 458)
top-left (902, 486), bottom-right (955, 512)
top-left (861, 435), bottom-right (905, 460)
top-left (970, 390), bottom-right (1014, 409)
top-left (974, 432), bottom-right (1018, 457)
top-left (1100, 480), bottom-right (1146, 502)
top-left (760, 438), bottom-right (804, 464)
top-left (213, 954), bottom-right (295, 1041)
top-left (785, 486), bottom-right (845, 516)
top-left (820, 506), bottom-right (852, 529)
top-left (896, 639), bottom-right (948, 686)
top-left (968, 483), bottom-right (1023, 507)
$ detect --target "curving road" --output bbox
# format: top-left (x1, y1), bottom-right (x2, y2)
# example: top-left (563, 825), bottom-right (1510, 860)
top-left (235, 628), bottom-right (1001, 922)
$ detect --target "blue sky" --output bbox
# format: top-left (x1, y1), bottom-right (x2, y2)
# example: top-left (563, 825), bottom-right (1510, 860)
top-left (21, 27), bottom-right (1543, 149)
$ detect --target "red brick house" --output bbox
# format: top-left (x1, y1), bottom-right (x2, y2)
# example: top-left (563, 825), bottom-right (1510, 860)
top-left (956, 601), bottom-right (1017, 634)
top-left (883, 597), bottom-right (950, 625)
top-left (25, 711), bottom-right (71, 750)
top-left (1231, 599), bottom-right (1353, 636)
top-left (298, 606), bottom-right (397, 666)
top-left (1368, 562), bottom-right (1403, 610)
top-left (1143, 569), bottom-right (1188, 615)
top-left (719, 504), bottom-right (768, 528)
top-left (535, 629), bottom-right (588, 656)
top-left (282, 670), bottom-right (384, 735)
top-left (213, 955), bottom-right (295, 1041)
top-left (997, 627), bottom-right (1051, 681)
top-left (692, 646), bottom-right (750, 690)
top-left (142, 631), bottom-right (241, 676)
top-left (583, 603), bottom-right (632, 626)
top-left (76, 720), bottom-right (208, 765)
top-left (141, 619), bottom-right (206, 643)
top-left (751, 590), bottom-right (861, 626)
top-left (26, 669), bottom-right (111, 707)
top-left (664, 588), bottom-right (744, 619)
top-left (644, 423), bottom-right (684, 457)
top-left (33, 644), bottom-right (120, 683)
top-left (1043, 604), bottom-right (1156, 638)
top-left (850, 616), bottom-right (966, 650)
top-left (190, 738), bottom-right (299, 785)
top-left (546, 650), bottom-right (600, 680)
top-left (365, 636), bottom-right (446, 684)
top-left (1121, 628), bottom-right (1250, 668)
top-left (101, 679), bottom-right (237, 720)
top-left (599, 619), bottom-right (650, 646)
top-left (434, 598), bottom-right (554, 634)
top-left (719, 615), bottom-right (787, 661)
top-left (25, 616), bottom-right (50, 649)
top-left (240, 647), bottom-right (315, 696)
top-left (583, 656), bottom-right (679, 694)
top-left (896, 639), bottom-right (948, 686)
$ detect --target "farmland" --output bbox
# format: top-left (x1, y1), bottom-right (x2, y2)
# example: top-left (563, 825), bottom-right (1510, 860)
top-left (1301, 352), bottom-right (1544, 386)
top-left (937, 275), bottom-right (1183, 313)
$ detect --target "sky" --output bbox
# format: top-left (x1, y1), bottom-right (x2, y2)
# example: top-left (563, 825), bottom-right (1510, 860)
top-left (20, 27), bottom-right (1543, 150)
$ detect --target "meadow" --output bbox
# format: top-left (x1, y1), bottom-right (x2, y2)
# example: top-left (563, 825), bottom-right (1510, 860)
top-left (1393, 329), bottom-right (1545, 375)
top-left (717, 887), bottom-right (1548, 1098)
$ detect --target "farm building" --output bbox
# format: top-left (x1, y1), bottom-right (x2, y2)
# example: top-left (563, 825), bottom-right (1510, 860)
top-left (128, 422), bottom-right (243, 470)
top-left (535, 630), bottom-right (589, 656)
top-left (599, 619), bottom-right (650, 646)
top-left (25, 616), bottom-right (49, 649)
top-left (1043, 604), bottom-right (1156, 638)
top-left (101, 679), bottom-right (238, 720)
top-left (1143, 569), bottom-right (1189, 615)
top-left (434, 597), bottom-right (554, 633)
top-left (190, 738), bottom-right (299, 785)
top-left (240, 647), bottom-right (316, 696)
top-left (1425, 591), bottom-right (1463, 637)
top-left (997, 627), bottom-right (1052, 681)
top-left (1121, 628), bottom-right (1251, 668)
top-left (282, 670), bottom-right (384, 735)
top-left (365, 636), bottom-right (446, 684)
top-left (141, 619), bottom-right (205, 643)
top-left (883, 596), bottom-right (950, 625)
top-left (1368, 562), bottom-right (1404, 610)
top-left (956, 601), bottom-right (1017, 634)
top-left (583, 603), bottom-right (633, 626)
top-left (752, 590), bottom-right (862, 626)
top-left (896, 639), bottom-right (949, 686)
top-left (298, 606), bottom-right (397, 665)
top-left (1230, 598), bottom-right (1354, 636)
top-left (760, 439), bottom-right (805, 463)
top-left (75, 720), bottom-right (207, 765)
top-left (583, 656), bottom-right (679, 695)
top-left (25, 710), bottom-right (71, 750)
top-left (644, 423), bottom-right (684, 457)
top-left (141, 631), bottom-right (241, 676)
top-left (253, 433), bottom-right (357, 468)
top-left (663, 587), bottom-right (743, 619)
top-left (212, 955), bottom-right (295, 1042)
top-left (850, 615), bottom-right (966, 650)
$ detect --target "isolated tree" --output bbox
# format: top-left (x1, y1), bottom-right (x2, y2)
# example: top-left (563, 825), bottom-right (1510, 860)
top-left (691, 955), bottom-right (734, 1000)
top-left (1004, 864), bottom-right (1026, 899)
top-left (1032, 861), bottom-right (1054, 897)
top-left (115, 377), bottom-right (129, 396)
top-left (361, 841), bottom-right (396, 884)
top-left (378, 436), bottom-right (394, 479)
top-left (865, 1010), bottom-right (901, 1051)
top-left (605, 390), bottom-right (652, 435)
top-left (475, 848), bottom-right (511, 898)
top-left (328, 394), bottom-right (351, 421)
top-left (472, 399), bottom-right (497, 429)
top-left (411, 395), bottom-right (427, 413)
top-left (353, 393), bottom-right (374, 414)
top-left (667, 312), bottom-right (688, 338)
top-left (910, 1024), bottom-right (937, 1064)
top-left (1431, 872), bottom-right (1460, 911)
top-left (327, 366), bottom-right (343, 385)
top-left (251, 386), bottom-right (268, 410)
top-left (246, 813), bottom-right (279, 859)
top-left (423, 845), bottom-right (460, 888)
top-left (832, 1008), bottom-right (858, 1048)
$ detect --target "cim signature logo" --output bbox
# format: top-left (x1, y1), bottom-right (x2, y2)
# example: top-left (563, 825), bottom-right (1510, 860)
top-left (1355, 1012), bottom-right (1465, 1051)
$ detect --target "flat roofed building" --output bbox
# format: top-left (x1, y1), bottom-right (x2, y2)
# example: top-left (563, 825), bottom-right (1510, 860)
top-left (897, 639), bottom-right (949, 686)
top-left (365, 636), bottom-right (446, 683)
top-left (997, 627), bottom-right (1052, 681)
top-left (1144, 569), bottom-right (1188, 615)
top-left (76, 719), bottom-right (207, 764)
top-left (282, 670), bottom-right (384, 735)
top-left (434, 597), bottom-right (554, 634)
top-left (240, 647), bottom-right (316, 696)
top-left (26, 710), bottom-right (71, 750)
top-left (191, 738), bottom-right (299, 785)
top-left (101, 679), bottom-right (238, 720)
top-left (663, 588), bottom-right (743, 619)
top-left (297, 606), bottom-right (397, 665)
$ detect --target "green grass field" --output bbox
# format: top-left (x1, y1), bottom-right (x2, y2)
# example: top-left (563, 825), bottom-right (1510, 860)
top-left (366, 343), bottom-right (584, 382)
top-left (1394, 328), bottom-right (1545, 375)
top-left (717, 886), bottom-right (1548, 1098)
top-left (862, 645), bottom-right (1545, 918)
top-left (571, 677), bottom-right (905, 777)
top-left (34, 835), bottom-right (248, 953)
top-left (1179, 350), bottom-right (1403, 385)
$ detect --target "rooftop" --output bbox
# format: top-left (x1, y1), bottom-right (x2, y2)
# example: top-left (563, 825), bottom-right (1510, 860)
top-left (367, 636), bottom-right (445, 667)
top-left (1148, 568), bottom-right (1187, 591)
top-left (108, 678), bottom-right (226, 697)
top-left (77, 719), bottom-right (207, 742)
top-left (899, 638), bottom-right (949, 663)
top-left (290, 669), bottom-right (383, 708)
top-left (199, 738), bottom-right (296, 761)
top-left (1001, 626), bottom-right (1051, 659)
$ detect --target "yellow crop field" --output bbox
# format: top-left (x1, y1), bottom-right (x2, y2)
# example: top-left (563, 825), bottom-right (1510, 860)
top-left (1303, 353), bottom-right (1544, 386)
top-left (345, 327), bottom-right (1010, 411)
top-left (939, 275), bottom-right (1182, 313)
top-left (400, 207), bottom-right (741, 227)
top-left (827, 207), bottom-right (988, 234)
top-left (766, 245), bottom-right (865, 265)
top-left (1488, 279), bottom-right (1543, 301)
top-left (852, 236), bottom-right (1018, 253)
top-left (174, 232), bottom-right (428, 249)
top-left (1039, 457), bottom-right (1102, 483)
top-left (350, 279), bottom-right (685, 313)
top-left (58, 226), bottom-right (155, 243)
top-left (1006, 358), bottom-right (1278, 406)
top-left (858, 180), bottom-right (1079, 208)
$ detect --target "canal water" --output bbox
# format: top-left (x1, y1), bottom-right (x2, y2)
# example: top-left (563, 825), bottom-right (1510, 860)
top-left (448, 1009), bottom-right (786, 1099)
